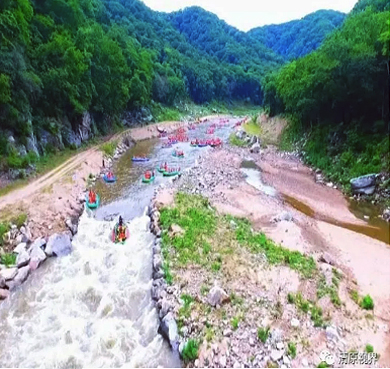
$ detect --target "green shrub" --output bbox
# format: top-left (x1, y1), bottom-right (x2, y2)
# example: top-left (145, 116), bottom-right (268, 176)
top-left (231, 316), bottom-right (240, 330)
top-left (317, 362), bottom-right (329, 368)
top-left (287, 292), bottom-right (295, 304)
top-left (365, 344), bottom-right (374, 353)
top-left (0, 222), bottom-right (10, 245)
top-left (229, 133), bottom-right (247, 147)
top-left (287, 342), bottom-right (297, 358)
top-left (257, 326), bottom-right (270, 343)
top-left (0, 253), bottom-right (16, 267)
top-left (182, 339), bottom-right (199, 362)
top-left (100, 140), bottom-right (118, 157)
top-left (12, 213), bottom-right (27, 228)
top-left (360, 295), bottom-right (374, 310)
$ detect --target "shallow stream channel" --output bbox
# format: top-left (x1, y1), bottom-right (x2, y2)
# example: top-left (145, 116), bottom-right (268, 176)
top-left (240, 160), bottom-right (389, 244)
top-left (0, 118), bottom-right (238, 368)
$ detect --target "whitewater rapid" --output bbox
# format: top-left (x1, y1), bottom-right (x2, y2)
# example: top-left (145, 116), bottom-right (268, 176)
top-left (0, 211), bottom-right (180, 368)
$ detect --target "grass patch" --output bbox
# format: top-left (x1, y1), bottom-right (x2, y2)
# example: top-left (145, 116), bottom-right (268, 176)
top-left (100, 140), bottom-right (118, 157)
top-left (0, 252), bottom-right (16, 267)
top-left (316, 272), bottom-right (342, 307)
top-left (287, 342), bottom-right (297, 359)
top-left (350, 290), bottom-right (374, 310)
top-left (290, 292), bottom-right (326, 327)
top-left (178, 294), bottom-right (194, 329)
top-left (231, 316), bottom-right (240, 330)
top-left (182, 339), bottom-right (199, 362)
top-left (0, 222), bottom-right (10, 245)
top-left (243, 115), bottom-right (262, 136)
top-left (317, 362), bottom-right (329, 368)
top-left (229, 133), bottom-right (247, 147)
top-left (159, 193), bottom-right (217, 269)
top-left (229, 216), bottom-right (317, 278)
top-left (257, 326), bottom-right (270, 343)
top-left (365, 344), bottom-right (374, 353)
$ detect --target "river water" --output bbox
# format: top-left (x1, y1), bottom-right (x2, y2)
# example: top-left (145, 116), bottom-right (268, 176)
top-left (0, 118), bottom-right (238, 368)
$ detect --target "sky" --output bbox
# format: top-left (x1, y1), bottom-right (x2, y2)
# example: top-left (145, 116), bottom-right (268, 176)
top-left (141, 0), bottom-right (358, 31)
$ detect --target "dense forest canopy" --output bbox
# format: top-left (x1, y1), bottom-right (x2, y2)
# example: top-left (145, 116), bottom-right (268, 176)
top-left (248, 10), bottom-right (346, 60)
top-left (263, 0), bottom-right (389, 182)
top-left (0, 0), bottom-right (284, 159)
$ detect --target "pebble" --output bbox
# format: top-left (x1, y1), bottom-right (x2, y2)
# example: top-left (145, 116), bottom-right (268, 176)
top-left (302, 358), bottom-right (309, 367)
top-left (283, 355), bottom-right (290, 365)
top-left (220, 356), bottom-right (227, 367)
top-left (291, 318), bottom-right (300, 327)
top-left (271, 349), bottom-right (284, 361)
top-left (277, 342), bottom-right (284, 350)
top-left (233, 361), bottom-right (241, 368)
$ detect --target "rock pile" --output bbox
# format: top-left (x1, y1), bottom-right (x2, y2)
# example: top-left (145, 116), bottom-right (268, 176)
top-left (0, 231), bottom-right (73, 299)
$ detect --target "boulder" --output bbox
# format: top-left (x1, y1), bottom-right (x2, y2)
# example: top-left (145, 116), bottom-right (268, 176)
top-left (291, 318), bottom-right (300, 328)
top-left (158, 312), bottom-right (179, 350)
top-left (0, 267), bottom-right (18, 281)
top-left (350, 174), bottom-right (377, 194)
top-left (235, 129), bottom-right (246, 140)
top-left (272, 211), bottom-right (293, 223)
top-left (207, 285), bottom-right (230, 307)
top-left (16, 249), bottom-right (30, 268)
top-left (0, 289), bottom-right (9, 300)
top-left (250, 142), bottom-right (261, 154)
top-left (14, 242), bottom-right (27, 254)
top-left (170, 224), bottom-right (184, 236)
top-left (65, 219), bottom-right (78, 236)
top-left (271, 349), bottom-right (284, 362)
top-left (26, 134), bottom-right (40, 157)
top-left (153, 254), bottom-right (163, 272)
top-left (159, 299), bottom-right (172, 319)
top-left (29, 244), bottom-right (47, 270)
top-left (350, 174), bottom-right (377, 189)
top-left (319, 252), bottom-right (336, 266)
top-left (30, 237), bottom-right (46, 250)
top-left (326, 325), bottom-right (340, 343)
top-left (45, 233), bottom-right (72, 256)
top-left (79, 112), bottom-right (92, 142)
top-left (17, 144), bottom-right (27, 157)
top-left (0, 275), bottom-right (5, 288)
top-left (7, 265), bottom-right (30, 290)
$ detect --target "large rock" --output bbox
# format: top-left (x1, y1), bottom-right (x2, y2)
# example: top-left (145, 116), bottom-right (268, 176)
top-left (350, 174), bottom-right (377, 194)
top-left (207, 285), bottom-right (230, 307)
top-left (319, 252), bottom-right (336, 266)
top-left (158, 312), bottom-right (179, 350)
top-left (271, 349), bottom-right (284, 362)
top-left (39, 126), bottom-right (65, 153)
top-left (26, 134), bottom-right (40, 157)
top-left (235, 129), bottom-right (246, 140)
top-left (79, 112), bottom-right (92, 142)
top-left (45, 233), bottom-right (72, 257)
top-left (250, 142), bottom-right (261, 154)
top-left (0, 268), bottom-right (18, 281)
top-left (0, 289), bottom-right (9, 300)
top-left (29, 243), bottom-right (47, 270)
top-left (14, 242), bottom-right (27, 254)
top-left (0, 275), bottom-right (5, 288)
top-left (272, 211), bottom-right (293, 223)
top-left (7, 265), bottom-right (30, 290)
top-left (16, 249), bottom-right (30, 268)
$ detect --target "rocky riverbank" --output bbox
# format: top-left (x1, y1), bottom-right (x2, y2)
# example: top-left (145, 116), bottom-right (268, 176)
top-left (148, 140), bottom-right (390, 367)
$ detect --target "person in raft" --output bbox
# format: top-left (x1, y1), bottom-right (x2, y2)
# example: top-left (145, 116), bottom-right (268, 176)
top-left (145, 170), bottom-right (153, 179)
top-left (107, 171), bottom-right (113, 179)
top-left (115, 216), bottom-right (127, 242)
top-left (88, 189), bottom-right (96, 204)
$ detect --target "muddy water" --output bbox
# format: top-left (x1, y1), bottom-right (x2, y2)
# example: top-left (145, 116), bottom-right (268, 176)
top-left (240, 160), bottom-right (389, 245)
top-left (0, 117), bottom-right (239, 368)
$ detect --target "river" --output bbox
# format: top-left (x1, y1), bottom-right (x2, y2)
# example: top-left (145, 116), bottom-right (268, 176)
top-left (0, 117), bottom-right (387, 368)
top-left (0, 118), bottom-right (238, 368)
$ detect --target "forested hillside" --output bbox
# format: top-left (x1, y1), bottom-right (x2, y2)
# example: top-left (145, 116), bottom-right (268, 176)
top-left (249, 10), bottom-right (346, 60)
top-left (166, 7), bottom-right (283, 70)
top-left (263, 0), bottom-right (389, 186)
top-left (0, 0), bottom-right (282, 173)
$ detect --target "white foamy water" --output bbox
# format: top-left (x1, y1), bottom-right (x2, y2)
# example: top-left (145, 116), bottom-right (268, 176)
top-left (241, 167), bottom-right (277, 197)
top-left (0, 212), bottom-right (180, 368)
